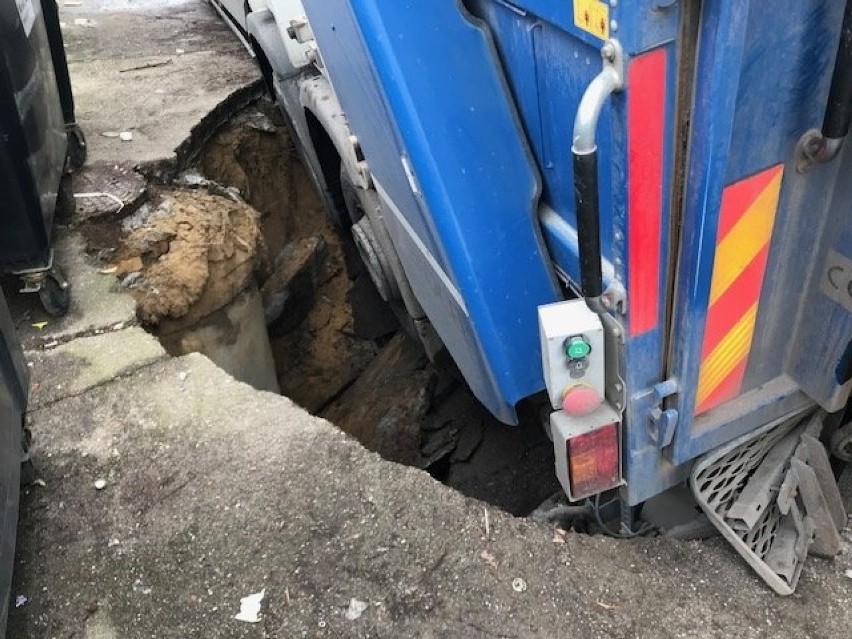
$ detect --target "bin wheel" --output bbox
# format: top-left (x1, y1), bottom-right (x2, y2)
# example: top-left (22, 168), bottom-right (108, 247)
top-left (66, 123), bottom-right (87, 171)
top-left (21, 423), bottom-right (35, 486)
top-left (55, 174), bottom-right (76, 223)
top-left (38, 268), bottom-right (71, 317)
top-left (20, 459), bottom-right (36, 486)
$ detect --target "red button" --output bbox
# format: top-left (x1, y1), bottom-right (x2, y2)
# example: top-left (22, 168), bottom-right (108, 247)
top-left (562, 385), bottom-right (602, 416)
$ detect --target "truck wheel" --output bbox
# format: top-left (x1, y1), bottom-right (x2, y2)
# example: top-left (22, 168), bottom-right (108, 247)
top-left (20, 423), bottom-right (35, 486)
top-left (20, 460), bottom-right (36, 486)
top-left (339, 165), bottom-right (399, 302)
top-left (339, 163), bottom-right (368, 226)
top-left (830, 420), bottom-right (852, 462)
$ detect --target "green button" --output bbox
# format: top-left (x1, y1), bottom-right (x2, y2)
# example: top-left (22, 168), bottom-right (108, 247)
top-left (565, 336), bottom-right (591, 360)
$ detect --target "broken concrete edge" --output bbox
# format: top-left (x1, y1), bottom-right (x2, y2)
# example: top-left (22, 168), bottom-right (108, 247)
top-left (14, 352), bottom-right (852, 638)
top-left (138, 80), bottom-right (266, 184)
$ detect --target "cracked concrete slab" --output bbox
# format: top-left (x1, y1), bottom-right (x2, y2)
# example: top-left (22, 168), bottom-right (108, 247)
top-left (26, 326), bottom-right (167, 409)
top-left (5, 232), bottom-right (137, 348)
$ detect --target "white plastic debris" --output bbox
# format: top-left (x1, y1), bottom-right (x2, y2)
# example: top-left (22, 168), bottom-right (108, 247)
top-left (845, 569), bottom-right (852, 579)
top-left (100, 131), bottom-right (120, 138)
top-left (235, 589), bottom-right (265, 623)
top-left (119, 131), bottom-right (133, 142)
top-left (344, 598), bottom-right (368, 621)
top-left (94, 479), bottom-right (107, 490)
top-left (108, 538), bottom-right (120, 547)
top-left (511, 578), bottom-right (527, 593)
top-left (14, 595), bottom-right (27, 608)
top-left (176, 48), bottom-right (185, 54)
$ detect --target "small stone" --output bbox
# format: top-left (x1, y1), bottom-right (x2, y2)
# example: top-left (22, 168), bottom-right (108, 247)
top-left (450, 419), bottom-right (484, 463)
top-left (344, 598), bottom-right (368, 621)
top-left (120, 272), bottom-right (142, 288)
top-left (94, 479), bottom-right (107, 490)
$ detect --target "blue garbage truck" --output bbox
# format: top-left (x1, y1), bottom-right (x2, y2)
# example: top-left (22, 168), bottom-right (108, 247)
top-left (230, 0), bottom-right (852, 593)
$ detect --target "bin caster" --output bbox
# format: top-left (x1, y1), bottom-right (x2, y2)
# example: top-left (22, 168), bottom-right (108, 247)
top-left (15, 256), bottom-right (71, 317)
top-left (66, 123), bottom-right (87, 171)
top-left (38, 267), bottom-right (71, 317)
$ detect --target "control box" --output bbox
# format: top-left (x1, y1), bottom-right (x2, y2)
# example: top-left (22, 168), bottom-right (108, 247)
top-left (538, 299), bottom-right (606, 413)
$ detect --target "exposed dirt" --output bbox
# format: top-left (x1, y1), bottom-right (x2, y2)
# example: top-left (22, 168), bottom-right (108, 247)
top-left (113, 188), bottom-right (264, 329)
top-left (197, 102), bottom-right (378, 413)
top-left (199, 107), bottom-right (298, 258)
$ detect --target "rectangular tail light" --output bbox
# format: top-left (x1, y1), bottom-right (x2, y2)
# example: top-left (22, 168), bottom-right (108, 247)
top-left (567, 422), bottom-right (620, 500)
top-left (551, 404), bottom-right (623, 501)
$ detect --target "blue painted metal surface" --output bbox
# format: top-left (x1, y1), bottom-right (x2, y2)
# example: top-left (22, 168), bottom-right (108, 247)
top-left (304, 0), bottom-right (560, 423)
top-left (300, 0), bottom-right (851, 503)
top-left (667, 0), bottom-right (850, 471)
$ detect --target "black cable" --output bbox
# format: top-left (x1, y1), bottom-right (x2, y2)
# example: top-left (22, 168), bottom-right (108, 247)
top-left (589, 493), bottom-right (655, 539)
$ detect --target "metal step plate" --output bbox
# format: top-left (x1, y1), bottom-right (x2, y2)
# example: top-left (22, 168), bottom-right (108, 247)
top-left (691, 409), bottom-right (846, 595)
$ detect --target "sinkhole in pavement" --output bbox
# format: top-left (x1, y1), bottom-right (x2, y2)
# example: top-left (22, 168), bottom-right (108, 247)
top-left (196, 99), bottom-right (562, 517)
top-left (87, 97), bottom-right (561, 517)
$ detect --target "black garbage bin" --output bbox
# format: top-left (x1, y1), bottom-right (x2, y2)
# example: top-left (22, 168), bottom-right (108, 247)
top-left (0, 0), bottom-right (84, 316)
top-left (0, 289), bottom-right (29, 636)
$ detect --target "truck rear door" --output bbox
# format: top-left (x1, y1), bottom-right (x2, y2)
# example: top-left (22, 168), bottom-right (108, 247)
top-left (664, 0), bottom-right (852, 468)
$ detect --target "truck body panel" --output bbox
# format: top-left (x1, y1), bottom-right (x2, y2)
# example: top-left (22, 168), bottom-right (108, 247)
top-left (240, 0), bottom-right (851, 516)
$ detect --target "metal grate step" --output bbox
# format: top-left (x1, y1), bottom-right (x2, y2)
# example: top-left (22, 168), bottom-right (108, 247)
top-left (691, 409), bottom-right (846, 594)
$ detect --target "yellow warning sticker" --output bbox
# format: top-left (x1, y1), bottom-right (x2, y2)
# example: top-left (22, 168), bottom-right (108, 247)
top-left (573, 0), bottom-right (610, 40)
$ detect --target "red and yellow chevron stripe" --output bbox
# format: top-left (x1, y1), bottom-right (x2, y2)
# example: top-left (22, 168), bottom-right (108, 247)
top-left (695, 164), bottom-right (784, 415)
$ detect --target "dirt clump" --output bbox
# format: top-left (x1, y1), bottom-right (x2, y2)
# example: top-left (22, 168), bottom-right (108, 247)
top-left (114, 188), bottom-right (265, 329)
top-left (196, 101), bottom-right (379, 411)
top-left (198, 103), bottom-right (316, 260)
